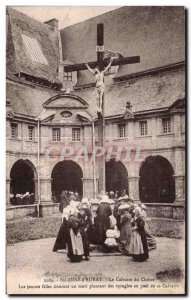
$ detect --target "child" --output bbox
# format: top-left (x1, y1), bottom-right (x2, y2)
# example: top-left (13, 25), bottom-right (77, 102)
top-left (103, 215), bottom-right (120, 253)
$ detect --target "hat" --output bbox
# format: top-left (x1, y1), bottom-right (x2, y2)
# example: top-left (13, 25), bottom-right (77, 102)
top-left (25, 192), bottom-right (30, 196)
top-left (110, 191), bottom-right (114, 194)
top-left (82, 198), bottom-right (89, 204)
top-left (100, 195), bottom-right (110, 203)
top-left (118, 203), bottom-right (130, 211)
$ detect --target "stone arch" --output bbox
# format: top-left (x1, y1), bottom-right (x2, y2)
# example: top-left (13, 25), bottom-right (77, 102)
top-left (105, 159), bottom-right (129, 195)
top-left (139, 155), bottom-right (175, 203)
top-left (51, 160), bottom-right (83, 202)
top-left (10, 159), bottom-right (37, 195)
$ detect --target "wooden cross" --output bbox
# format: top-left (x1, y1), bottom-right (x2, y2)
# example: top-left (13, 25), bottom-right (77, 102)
top-left (64, 23), bottom-right (140, 195)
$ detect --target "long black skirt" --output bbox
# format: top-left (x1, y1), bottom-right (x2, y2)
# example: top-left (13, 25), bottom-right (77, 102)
top-left (53, 218), bottom-right (67, 252)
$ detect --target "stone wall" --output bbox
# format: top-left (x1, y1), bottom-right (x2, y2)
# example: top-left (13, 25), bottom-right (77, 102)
top-left (6, 204), bottom-right (38, 220)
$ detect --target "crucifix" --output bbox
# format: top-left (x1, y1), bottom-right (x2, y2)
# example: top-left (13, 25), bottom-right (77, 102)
top-left (64, 23), bottom-right (140, 195)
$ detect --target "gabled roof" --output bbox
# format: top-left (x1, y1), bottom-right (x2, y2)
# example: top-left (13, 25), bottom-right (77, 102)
top-left (6, 7), bottom-right (60, 83)
top-left (60, 6), bottom-right (185, 86)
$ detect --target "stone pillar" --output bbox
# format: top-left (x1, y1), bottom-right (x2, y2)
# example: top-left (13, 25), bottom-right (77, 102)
top-left (6, 178), bottom-right (11, 206)
top-left (174, 147), bottom-right (185, 203)
top-left (174, 175), bottom-right (184, 202)
top-left (128, 176), bottom-right (140, 202)
top-left (33, 178), bottom-right (38, 203)
top-left (82, 178), bottom-right (96, 199)
top-left (40, 178), bottom-right (52, 203)
top-left (174, 114), bottom-right (182, 140)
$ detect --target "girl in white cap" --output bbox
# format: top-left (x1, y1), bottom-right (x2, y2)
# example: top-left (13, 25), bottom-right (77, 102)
top-left (129, 206), bottom-right (149, 262)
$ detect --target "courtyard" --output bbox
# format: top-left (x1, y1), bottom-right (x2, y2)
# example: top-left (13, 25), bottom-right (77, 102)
top-left (7, 236), bottom-right (185, 295)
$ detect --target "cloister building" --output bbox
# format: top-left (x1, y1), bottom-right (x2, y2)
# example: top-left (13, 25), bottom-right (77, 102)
top-left (6, 7), bottom-right (185, 235)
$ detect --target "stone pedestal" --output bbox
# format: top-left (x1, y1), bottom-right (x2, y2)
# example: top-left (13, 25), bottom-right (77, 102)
top-left (40, 178), bottom-right (52, 203)
top-left (39, 203), bottom-right (59, 217)
top-left (128, 176), bottom-right (140, 202)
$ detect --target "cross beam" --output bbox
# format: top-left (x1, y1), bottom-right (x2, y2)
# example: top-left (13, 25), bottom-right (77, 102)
top-left (64, 56), bottom-right (140, 72)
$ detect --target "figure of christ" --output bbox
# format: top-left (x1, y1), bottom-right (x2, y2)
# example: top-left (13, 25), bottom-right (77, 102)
top-left (85, 57), bottom-right (113, 114)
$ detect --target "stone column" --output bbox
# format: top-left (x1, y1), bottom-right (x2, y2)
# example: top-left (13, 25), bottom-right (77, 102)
top-left (174, 114), bottom-right (182, 140)
top-left (6, 178), bottom-right (11, 206)
top-left (174, 175), bottom-right (184, 202)
top-left (128, 176), bottom-right (140, 202)
top-left (82, 178), bottom-right (95, 199)
top-left (40, 178), bottom-right (53, 203)
top-left (174, 147), bottom-right (185, 203)
top-left (33, 178), bottom-right (38, 204)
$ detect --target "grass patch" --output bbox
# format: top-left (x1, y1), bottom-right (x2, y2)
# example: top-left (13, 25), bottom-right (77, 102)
top-left (6, 215), bottom-right (62, 245)
top-left (156, 268), bottom-right (184, 282)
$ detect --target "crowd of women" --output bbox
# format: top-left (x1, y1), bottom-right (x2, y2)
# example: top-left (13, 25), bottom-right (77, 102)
top-left (53, 193), bottom-right (156, 263)
top-left (9, 192), bottom-right (35, 205)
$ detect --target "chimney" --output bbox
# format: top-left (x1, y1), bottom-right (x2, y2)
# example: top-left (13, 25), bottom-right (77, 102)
top-left (44, 18), bottom-right (58, 32)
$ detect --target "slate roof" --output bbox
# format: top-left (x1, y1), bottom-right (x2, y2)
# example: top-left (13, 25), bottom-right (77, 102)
top-left (60, 6), bottom-right (185, 86)
top-left (6, 7), bottom-right (60, 83)
top-left (6, 81), bottom-right (58, 117)
top-left (75, 68), bottom-right (185, 118)
top-left (7, 68), bottom-right (185, 118)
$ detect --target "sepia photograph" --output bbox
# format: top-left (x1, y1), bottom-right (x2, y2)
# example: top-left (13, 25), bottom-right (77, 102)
top-left (6, 5), bottom-right (186, 295)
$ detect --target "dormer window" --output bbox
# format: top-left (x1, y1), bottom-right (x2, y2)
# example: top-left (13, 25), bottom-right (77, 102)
top-left (64, 72), bottom-right (72, 82)
top-left (21, 34), bottom-right (49, 65)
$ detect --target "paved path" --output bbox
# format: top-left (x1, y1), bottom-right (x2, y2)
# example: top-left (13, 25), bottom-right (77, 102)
top-left (7, 237), bottom-right (185, 295)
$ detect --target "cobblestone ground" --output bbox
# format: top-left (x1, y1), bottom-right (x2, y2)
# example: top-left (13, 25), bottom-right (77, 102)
top-left (6, 237), bottom-right (185, 295)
